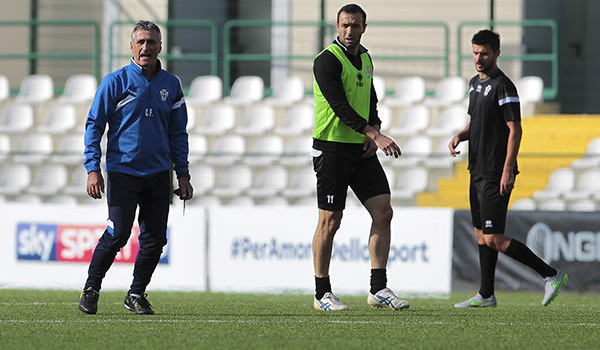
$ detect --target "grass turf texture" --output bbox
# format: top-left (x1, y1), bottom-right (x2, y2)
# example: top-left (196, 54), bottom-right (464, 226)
top-left (0, 290), bottom-right (598, 349)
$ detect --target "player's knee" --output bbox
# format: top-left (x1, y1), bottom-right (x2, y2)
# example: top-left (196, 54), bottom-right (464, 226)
top-left (317, 212), bottom-right (342, 236)
top-left (372, 205), bottom-right (393, 226)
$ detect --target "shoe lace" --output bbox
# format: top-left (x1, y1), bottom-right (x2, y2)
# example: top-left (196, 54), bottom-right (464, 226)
top-left (135, 294), bottom-right (152, 309)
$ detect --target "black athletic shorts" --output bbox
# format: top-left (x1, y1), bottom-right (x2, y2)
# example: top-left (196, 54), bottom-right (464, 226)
top-left (312, 147), bottom-right (390, 211)
top-left (469, 174), bottom-right (512, 234)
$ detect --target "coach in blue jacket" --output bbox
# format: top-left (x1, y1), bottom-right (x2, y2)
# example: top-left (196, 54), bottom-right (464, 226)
top-left (78, 20), bottom-right (193, 315)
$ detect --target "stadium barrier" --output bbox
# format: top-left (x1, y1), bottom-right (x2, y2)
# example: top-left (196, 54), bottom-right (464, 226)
top-left (1, 203), bottom-right (452, 295)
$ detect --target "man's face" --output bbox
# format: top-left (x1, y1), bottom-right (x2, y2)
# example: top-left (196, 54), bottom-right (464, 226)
top-left (130, 29), bottom-right (161, 70)
top-left (336, 11), bottom-right (366, 52)
top-left (472, 43), bottom-right (499, 75)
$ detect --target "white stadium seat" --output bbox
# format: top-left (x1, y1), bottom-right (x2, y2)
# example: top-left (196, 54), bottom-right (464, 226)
top-left (51, 134), bottom-right (84, 165)
top-left (387, 135), bottom-right (432, 168)
top-left (279, 136), bottom-right (313, 166)
top-left (424, 76), bottom-right (466, 107)
top-left (235, 104), bottom-right (276, 136)
top-left (426, 105), bottom-right (468, 137)
top-left (59, 74), bottom-right (97, 104)
top-left (533, 168), bottom-right (575, 201)
top-left (16, 74), bottom-right (54, 104)
top-left (0, 134), bottom-right (10, 162)
top-left (211, 165), bottom-right (253, 197)
top-left (187, 134), bottom-right (208, 164)
top-left (187, 164), bottom-right (216, 196)
top-left (372, 75), bottom-right (386, 102)
top-left (63, 168), bottom-right (88, 196)
top-left (0, 163), bottom-right (32, 195)
top-left (186, 75), bottom-right (223, 106)
top-left (264, 76), bottom-right (304, 106)
top-left (390, 167), bottom-right (429, 203)
top-left (224, 75), bottom-right (264, 105)
top-left (204, 134), bottom-right (246, 165)
top-left (12, 133), bottom-right (54, 164)
top-left (571, 137), bottom-right (600, 169)
top-left (194, 104), bottom-right (236, 136)
top-left (38, 104), bottom-right (78, 134)
top-left (562, 169), bottom-right (600, 201)
top-left (389, 105), bottom-right (430, 136)
top-left (516, 76), bottom-right (543, 105)
top-left (0, 75), bottom-right (9, 103)
top-left (0, 103), bottom-right (35, 133)
top-left (537, 198), bottom-right (566, 211)
top-left (274, 104), bottom-right (313, 136)
top-left (510, 198), bottom-right (537, 211)
top-left (385, 76), bottom-right (425, 107)
top-left (243, 135), bottom-right (284, 166)
top-left (28, 164), bottom-right (68, 196)
top-left (281, 167), bottom-right (316, 198)
top-left (247, 166), bottom-right (288, 198)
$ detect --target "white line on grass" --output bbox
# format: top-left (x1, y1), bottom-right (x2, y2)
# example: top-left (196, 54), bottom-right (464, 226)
top-left (0, 319), bottom-right (598, 327)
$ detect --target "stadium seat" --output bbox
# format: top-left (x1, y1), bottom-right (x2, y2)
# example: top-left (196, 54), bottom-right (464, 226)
top-left (389, 105), bottom-right (430, 136)
top-left (185, 105), bottom-right (196, 131)
top-left (566, 199), bottom-right (597, 212)
top-left (571, 137), bottom-right (600, 169)
top-left (226, 196), bottom-right (255, 206)
top-left (536, 198), bottom-right (566, 211)
top-left (292, 196), bottom-right (316, 206)
top-left (16, 74), bottom-right (54, 104)
top-left (185, 75), bottom-right (223, 106)
top-left (279, 136), bottom-right (312, 166)
top-left (224, 75), bottom-right (264, 105)
top-left (204, 134), bottom-right (246, 165)
top-left (0, 134), bottom-right (10, 162)
top-left (424, 76), bottom-right (466, 107)
top-left (256, 196), bottom-right (289, 206)
top-left (243, 135), bottom-right (284, 166)
top-left (189, 195), bottom-right (221, 207)
top-left (516, 76), bottom-right (543, 105)
top-left (247, 166), bottom-right (288, 198)
top-left (63, 168), bottom-right (88, 196)
top-left (12, 133), bottom-right (53, 164)
top-left (423, 139), bottom-right (466, 169)
top-left (281, 167), bottom-right (316, 198)
top-left (187, 164), bottom-right (216, 196)
top-left (12, 194), bottom-right (42, 204)
top-left (235, 104), bottom-right (276, 136)
top-left (38, 104), bottom-right (77, 134)
top-left (378, 104), bottom-right (392, 131)
top-left (390, 167), bottom-right (429, 203)
top-left (211, 165), bottom-right (253, 197)
top-left (532, 168), bottom-right (575, 201)
top-left (372, 76), bottom-right (386, 102)
top-left (0, 163), bottom-right (32, 195)
top-left (46, 194), bottom-right (79, 205)
top-left (50, 134), bottom-right (84, 165)
top-left (58, 74), bottom-right (97, 104)
top-left (187, 134), bottom-right (208, 164)
top-left (27, 164), bottom-right (68, 196)
top-left (264, 76), bottom-right (304, 106)
top-left (387, 135), bottom-right (432, 167)
top-left (562, 169), bottom-right (600, 201)
top-left (510, 198), bottom-right (537, 211)
top-left (426, 105), bottom-right (468, 137)
top-left (0, 103), bottom-right (35, 133)
top-left (0, 75), bottom-right (9, 104)
top-left (274, 104), bottom-right (313, 136)
top-left (385, 76), bottom-right (425, 107)
top-left (194, 104), bottom-right (236, 135)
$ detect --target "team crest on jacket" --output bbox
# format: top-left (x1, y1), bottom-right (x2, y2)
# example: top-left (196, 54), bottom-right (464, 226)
top-left (160, 89), bottom-right (169, 101)
top-left (484, 85), bottom-right (492, 96)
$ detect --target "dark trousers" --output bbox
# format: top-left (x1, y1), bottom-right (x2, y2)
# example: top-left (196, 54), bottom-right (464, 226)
top-left (85, 171), bottom-right (170, 294)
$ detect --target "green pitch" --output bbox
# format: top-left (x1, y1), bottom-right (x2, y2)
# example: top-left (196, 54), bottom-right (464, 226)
top-left (0, 290), bottom-right (598, 349)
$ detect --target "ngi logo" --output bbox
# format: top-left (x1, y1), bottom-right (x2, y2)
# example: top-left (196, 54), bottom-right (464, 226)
top-left (526, 222), bottom-right (600, 263)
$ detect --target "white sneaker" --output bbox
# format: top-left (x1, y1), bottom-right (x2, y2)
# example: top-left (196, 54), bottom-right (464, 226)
top-left (542, 270), bottom-right (568, 306)
top-left (314, 292), bottom-right (349, 311)
top-left (367, 288), bottom-right (410, 310)
top-left (454, 293), bottom-right (497, 308)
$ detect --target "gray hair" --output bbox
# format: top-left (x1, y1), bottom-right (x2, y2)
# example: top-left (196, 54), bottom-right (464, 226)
top-left (131, 20), bottom-right (162, 42)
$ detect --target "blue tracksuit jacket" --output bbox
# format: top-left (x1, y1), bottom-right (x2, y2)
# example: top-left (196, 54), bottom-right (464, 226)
top-left (84, 59), bottom-right (189, 177)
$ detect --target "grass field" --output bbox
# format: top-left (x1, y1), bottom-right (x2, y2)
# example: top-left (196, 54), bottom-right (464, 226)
top-left (0, 290), bottom-right (598, 349)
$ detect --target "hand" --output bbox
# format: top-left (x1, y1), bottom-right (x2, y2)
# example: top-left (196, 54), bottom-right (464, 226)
top-left (86, 171), bottom-right (104, 199)
top-left (373, 133), bottom-right (401, 158)
top-left (362, 137), bottom-right (378, 158)
top-left (177, 177), bottom-right (194, 200)
top-left (448, 136), bottom-right (461, 157)
top-left (500, 170), bottom-right (515, 196)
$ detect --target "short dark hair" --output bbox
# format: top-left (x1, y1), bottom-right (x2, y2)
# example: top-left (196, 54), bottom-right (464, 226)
top-left (337, 4), bottom-right (367, 25)
top-left (131, 20), bottom-right (162, 43)
top-left (471, 29), bottom-right (500, 52)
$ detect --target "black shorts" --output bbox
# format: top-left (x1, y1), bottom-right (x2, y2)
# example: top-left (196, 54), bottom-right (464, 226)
top-left (469, 175), bottom-right (512, 234)
top-left (312, 148), bottom-right (390, 211)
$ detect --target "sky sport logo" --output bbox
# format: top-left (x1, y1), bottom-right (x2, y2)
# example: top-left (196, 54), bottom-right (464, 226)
top-left (525, 222), bottom-right (600, 263)
top-left (16, 222), bottom-right (170, 264)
